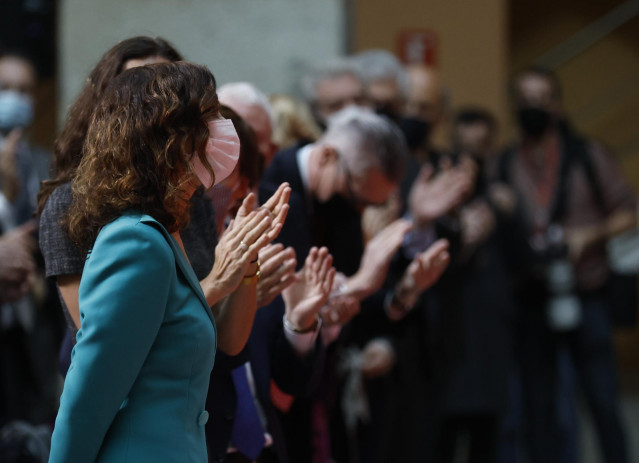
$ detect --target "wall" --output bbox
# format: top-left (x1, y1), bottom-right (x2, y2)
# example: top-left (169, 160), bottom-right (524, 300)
top-left (58, 0), bottom-right (345, 122)
top-left (511, 0), bottom-right (639, 173)
top-left (352, 0), bottom-right (509, 145)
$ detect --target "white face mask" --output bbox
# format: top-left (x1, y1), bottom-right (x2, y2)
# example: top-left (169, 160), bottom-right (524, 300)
top-left (0, 90), bottom-right (34, 131)
top-left (192, 119), bottom-right (240, 189)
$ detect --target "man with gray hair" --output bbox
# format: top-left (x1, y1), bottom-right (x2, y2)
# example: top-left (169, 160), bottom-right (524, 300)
top-left (352, 49), bottom-right (409, 121)
top-left (263, 105), bottom-right (408, 279)
top-left (218, 81), bottom-right (278, 165)
top-left (301, 58), bottom-right (369, 129)
top-left (262, 105), bottom-right (448, 300)
top-left (260, 105), bottom-right (451, 460)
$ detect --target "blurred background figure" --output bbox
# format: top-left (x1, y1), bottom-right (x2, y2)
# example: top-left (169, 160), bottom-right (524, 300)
top-left (0, 51), bottom-right (49, 225)
top-left (218, 82), bottom-right (279, 167)
top-left (351, 49), bottom-right (407, 122)
top-left (301, 58), bottom-right (369, 129)
top-left (404, 64), bottom-right (449, 159)
top-left (427, 108), bottom-right (514, 463)
top-left (499, 66), bottom-right (636, 463)
top-left (268, 94), bottom-right (322, 152)
top-left (2, 1), bottom-right (639, 462)
top-left (0, 49), bottom-right (60, 438)
top-left (450, 107), bottom-right (497, 161)
top-left (208, 105), bottom-right (264, 235)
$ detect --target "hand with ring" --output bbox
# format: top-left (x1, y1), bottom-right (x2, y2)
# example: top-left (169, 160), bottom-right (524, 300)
top-left (202, 183), bottom-right (291, 305)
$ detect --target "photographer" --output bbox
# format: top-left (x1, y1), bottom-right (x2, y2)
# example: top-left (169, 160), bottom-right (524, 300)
top-left (499, 67), bottom-right (636, 463)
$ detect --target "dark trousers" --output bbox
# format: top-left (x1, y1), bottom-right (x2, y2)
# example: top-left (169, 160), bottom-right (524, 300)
top-left (519, 289), bottom-right (628, 463)
top-left (437, 414), bottom-right (499, 463)
top-left (226, 447), bottom-right (279, 463)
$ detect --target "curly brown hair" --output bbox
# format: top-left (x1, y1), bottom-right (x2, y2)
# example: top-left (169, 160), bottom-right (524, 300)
top-left (36, 36), bottom-right (183, 215)
top-left (66, 61), bottom-right (219, 251)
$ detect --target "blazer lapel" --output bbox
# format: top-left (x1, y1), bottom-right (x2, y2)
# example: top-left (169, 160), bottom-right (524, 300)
top-left (139, 216), bottom-right (215, 327)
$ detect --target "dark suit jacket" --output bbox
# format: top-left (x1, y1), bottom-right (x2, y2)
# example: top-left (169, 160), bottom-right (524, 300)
top-left (259, 144), bottom-right (374, 461)
top-left (203, 147), bottom-right (324, 463)
top-left (259, 144), bottom-right (363, 275)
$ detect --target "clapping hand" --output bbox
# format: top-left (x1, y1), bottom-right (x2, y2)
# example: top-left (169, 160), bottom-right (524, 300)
top-left (347, 219), bottom-right (412, 300)
top-left (360, 338), bottom-right (396, 379)
top-left (361, 192), bottom-right (402, 242)
top-left (283, 247), bottom-right (336, 332)
top-left (204, 183), bottom-right (290, 304)
top-left (408, 158), bottom-right (475, 226)
top-left (393, 239), bottom-right (450, 312)
top-left (256, 243), bottom-right (297, 308)
top-left (320, 293), bottom-right (360, 327)
top-left (461, 200), bottom-right (496, 249)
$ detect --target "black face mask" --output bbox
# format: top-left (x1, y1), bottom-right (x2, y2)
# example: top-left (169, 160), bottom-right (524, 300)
top-left (399, 117), bottom-right (431, 151)
top-left (375, 104), bottom-right (401, 124)
top-left (517, 107), bottom-right (552, 139)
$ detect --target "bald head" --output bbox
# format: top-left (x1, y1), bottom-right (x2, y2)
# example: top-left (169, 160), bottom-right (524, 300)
top-left (404, 64), bottom-right (446, 127)
top-left (218, 82), bottom-right (276, 165)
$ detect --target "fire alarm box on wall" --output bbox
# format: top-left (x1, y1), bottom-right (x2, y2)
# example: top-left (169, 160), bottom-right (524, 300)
top-left (397, 29), bottom-right (438, 66)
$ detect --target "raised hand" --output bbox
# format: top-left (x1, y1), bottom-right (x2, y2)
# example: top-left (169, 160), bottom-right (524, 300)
top-left (361, 192), bottom-right (402, 242)
top-left (360, 338), bottom-right (396, 379)
top-left (258, 182), bottom-right (291, 242)
top-left (320, 294), bottom-right (361, 327)
top-left (408, 160), bottom-right (474, 226)
top-left (202, 184), bottom-right (291, 305)
top-left (488, 183), bottom-right (517, 217)
top-left (461, 200), bottom-right (496, 248)
top-left (392, 238), bottom-right (450, 314)
top-left (283, 247), bottom-right (336, 332)
top-left (203, 194), bottom-right (272, 304)
top-left (256, 243), bottom-right (297, 308)
top-left (347, 219), bottom-right (412, 300)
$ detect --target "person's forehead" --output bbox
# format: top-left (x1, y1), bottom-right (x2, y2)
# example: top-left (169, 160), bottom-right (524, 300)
top-left (222, 97), bottom-right (271, 133)
top-left (316, 74), bottom-right (362, 96)
top-left (0, 56), bottom-right (36, 87)
top-left (368, 78), bottom-right (400, 99)
top-left (517, 74), bottom-right (553, 97)
top-left (122, 55), bottom-right (171, 71)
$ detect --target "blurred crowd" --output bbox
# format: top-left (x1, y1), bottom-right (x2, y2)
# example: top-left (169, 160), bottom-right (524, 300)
top-left (0, 36), bottom-right (636, 463)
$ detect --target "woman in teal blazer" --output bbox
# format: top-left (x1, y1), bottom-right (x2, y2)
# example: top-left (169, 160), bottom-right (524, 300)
top-left (49, 62), bottom-right (270, 462)
top-left (52, 212), bottom-right (217, 462)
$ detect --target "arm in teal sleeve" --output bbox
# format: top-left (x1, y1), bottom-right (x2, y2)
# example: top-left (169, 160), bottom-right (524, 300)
top-left (49, 219), bottom-right (173, 463)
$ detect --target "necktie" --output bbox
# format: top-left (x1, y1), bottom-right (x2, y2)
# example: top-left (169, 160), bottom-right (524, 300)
top-left (230, 364), bottom-right (266, 460)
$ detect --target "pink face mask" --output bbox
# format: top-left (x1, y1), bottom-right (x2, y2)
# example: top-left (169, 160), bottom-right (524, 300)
top-left (192, 119), bottom-right (240, 189)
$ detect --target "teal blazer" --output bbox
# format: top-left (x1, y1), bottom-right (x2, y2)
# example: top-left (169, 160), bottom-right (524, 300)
top-left (49, 212), bottom-right (217, 462)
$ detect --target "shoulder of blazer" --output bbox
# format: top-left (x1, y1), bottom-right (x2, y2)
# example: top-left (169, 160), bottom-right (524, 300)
top-left (90, 213), bottom-right (174, 265)
top-left (133, 212), bottom-right (214, 323)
